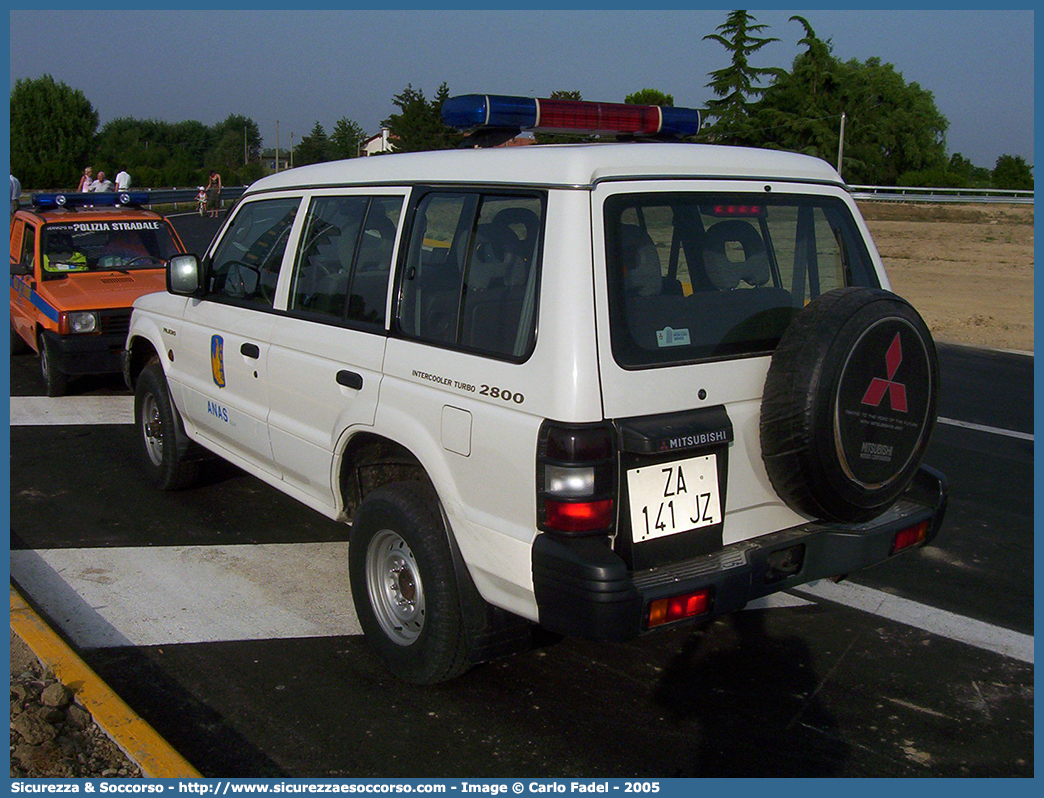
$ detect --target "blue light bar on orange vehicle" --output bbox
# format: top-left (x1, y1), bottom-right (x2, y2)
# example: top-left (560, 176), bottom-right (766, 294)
top-left (32, 191), bottom-right (150, 210)
top-left (442, 94), bottom-right (702, 138)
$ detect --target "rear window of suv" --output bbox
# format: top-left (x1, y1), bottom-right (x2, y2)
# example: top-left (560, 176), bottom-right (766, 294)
top-left (603, 191), bottom-right (879, 367)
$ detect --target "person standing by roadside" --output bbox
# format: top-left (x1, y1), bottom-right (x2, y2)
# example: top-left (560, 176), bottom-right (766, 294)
top-left (11, 174), bottom-right (21, 215)
top-left (76, 167), bottom-right (93, 192)
top-left (206, 170), bottom-right (222, 217)
top-left (90, 171), bottom-right (113, 192)
top-left (115, 168), bottom-right (131, 190)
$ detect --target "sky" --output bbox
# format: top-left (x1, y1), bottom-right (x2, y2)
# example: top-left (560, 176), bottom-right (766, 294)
top-left (8, 8), bottom-right (1036, 171)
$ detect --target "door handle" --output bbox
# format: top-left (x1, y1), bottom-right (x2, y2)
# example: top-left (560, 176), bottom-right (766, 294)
top-left (240, 342), bottom-right (260, 359)
top-left (336, 370), bottom-right (364, 390)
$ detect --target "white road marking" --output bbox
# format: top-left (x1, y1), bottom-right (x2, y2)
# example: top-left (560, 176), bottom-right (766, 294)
top-left (10, 543), bottom-right (360, 649)
top-left (793, 580), bottom-right (1033, 664)
top-left (10, 395), bottom-right (134, 426)
top-left (743, 593), bottom-right (814, 610)
top-left (8, 396), bottom-right (1031, 664)
top-left (11, 541), bottom-right (1031, 666)
top-left (937, 416), bottom-right (1033, 441)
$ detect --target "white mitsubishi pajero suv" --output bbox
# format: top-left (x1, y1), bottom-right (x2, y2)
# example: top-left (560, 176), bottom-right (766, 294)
top-left (124, 95), bottom-right (947, 683)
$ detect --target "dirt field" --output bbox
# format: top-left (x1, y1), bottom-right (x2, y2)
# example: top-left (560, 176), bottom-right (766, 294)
top-left (859, 202), bottom-right (1034, 352)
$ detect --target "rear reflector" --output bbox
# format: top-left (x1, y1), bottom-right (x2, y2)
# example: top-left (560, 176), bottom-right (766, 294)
top-left (647, 589), bottom-right (711, 628)
top-left (891, 520), bottom-right (930, 554)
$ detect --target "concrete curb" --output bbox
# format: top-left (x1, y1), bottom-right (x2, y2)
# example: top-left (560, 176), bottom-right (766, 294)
top-left (10, 584), bottom-right (201, 778)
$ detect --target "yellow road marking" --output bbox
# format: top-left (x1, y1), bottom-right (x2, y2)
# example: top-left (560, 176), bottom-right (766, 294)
top-left (10, 585), bottom-right (201, 778)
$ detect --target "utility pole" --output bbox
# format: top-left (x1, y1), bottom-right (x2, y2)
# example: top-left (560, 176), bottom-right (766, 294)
top-left (837, 112), bottom-right (847, 177)
top-left (276, 120), bottom-right (280, 173)
top-left (244, 126), bottom-right (248, 166)
top-left (290, 133), bottom-right (295, 170)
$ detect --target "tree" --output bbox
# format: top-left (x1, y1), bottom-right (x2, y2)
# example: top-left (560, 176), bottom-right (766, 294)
top-left (296, 122), bottom-right (333, 165)
top-left (992, 155), bottom-right (1034, 190)
top-left (753, 18), bottom-right (948, 184)
top-left (898, 152), bottom-right (992, 189)
top-left (205, 114), bottom-right (262, 185)
top-left (383, 83), bottom-right (463, 152)
top-left (625, 88), bottom-right (674, 107)
top-left (755, 17), bottom-right (845, 161)
top-left (92, 118), bottom-right (215, 188)
top-left (833, 56), bottom-right (948, 185)
top-left (331, 117), bottom-right (366, 159)
top-left (701, 10), bottom-right (785, 145)
top-left (10, 75), bottom-right (98, 189)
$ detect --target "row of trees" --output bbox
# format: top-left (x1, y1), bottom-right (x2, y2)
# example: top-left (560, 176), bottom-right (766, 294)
top-left (370, 13), bottom-right (1030, 189)
top-left (9, 75), bottom-right (267, 190)
top-left (699, 12), bottom-right (1032, 188)
top-left (10, 12), bottom-right (1033, 191)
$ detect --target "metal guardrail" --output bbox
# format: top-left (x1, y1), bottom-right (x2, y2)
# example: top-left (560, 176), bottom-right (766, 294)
top-left (850, 185), bottom-right (1033, 205)
top-left (146, 185), bottom-right (1037, 207)
top-left (135, 186), bottom-right (248, 207)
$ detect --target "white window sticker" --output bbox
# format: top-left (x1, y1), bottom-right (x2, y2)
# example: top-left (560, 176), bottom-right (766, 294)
top-left (656, 327), bottom-right (691, 348)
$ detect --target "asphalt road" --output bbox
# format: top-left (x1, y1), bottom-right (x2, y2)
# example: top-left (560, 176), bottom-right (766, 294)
top-left (7, 211), bottom-right (1034, 777)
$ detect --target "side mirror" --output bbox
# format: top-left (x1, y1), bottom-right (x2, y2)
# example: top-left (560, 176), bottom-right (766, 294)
top-left (167, 254), bottom-right (202, 296)
top-left (10, 260), bottom-right (32, 276)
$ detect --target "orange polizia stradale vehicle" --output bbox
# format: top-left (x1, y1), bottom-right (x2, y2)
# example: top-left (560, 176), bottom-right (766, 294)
top-left (10, 191), bottom-right (186, 395)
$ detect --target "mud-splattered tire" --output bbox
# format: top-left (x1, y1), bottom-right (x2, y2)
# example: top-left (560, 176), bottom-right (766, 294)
top-left (349, 482), bottom-right (470, 684)
top-left (134, 361), bottom-right (199, 491)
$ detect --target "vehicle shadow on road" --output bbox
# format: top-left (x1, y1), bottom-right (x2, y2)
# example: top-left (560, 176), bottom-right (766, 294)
top-left (652, 611), bottom-right (849, 776)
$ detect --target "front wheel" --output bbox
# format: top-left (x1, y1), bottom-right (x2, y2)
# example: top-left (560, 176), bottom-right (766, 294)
top-left (349, 482), bottom-right (470, 684)
top-left (38, 335), bottom-right (68, 397)
top-left (134, 361), bottom-right (199, 491)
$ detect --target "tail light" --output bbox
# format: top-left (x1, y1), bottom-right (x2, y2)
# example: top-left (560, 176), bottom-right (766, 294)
top-left (537, 421), bottom-right (616, 535)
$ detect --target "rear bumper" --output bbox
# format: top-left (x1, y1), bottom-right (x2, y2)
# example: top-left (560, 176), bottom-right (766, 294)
top-left (532, 465), bottom-right (948, 641)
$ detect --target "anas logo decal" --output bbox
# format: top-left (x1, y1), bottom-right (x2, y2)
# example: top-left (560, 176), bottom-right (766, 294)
top-left (211, 335), bottom-right (226, 388)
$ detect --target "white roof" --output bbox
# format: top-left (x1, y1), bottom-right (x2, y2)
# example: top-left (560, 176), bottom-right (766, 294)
top-left (245, 143), bottom-right (844, 195)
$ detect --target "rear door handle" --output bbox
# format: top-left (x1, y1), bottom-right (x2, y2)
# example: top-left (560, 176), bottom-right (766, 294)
top-left (336, 370), bottom-right (363, 390)
top-left (241, 342), bottom-right (260, 359)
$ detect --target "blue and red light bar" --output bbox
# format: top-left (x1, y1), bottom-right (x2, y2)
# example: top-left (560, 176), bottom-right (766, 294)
top-left (442, 94), bottom-right (702, 138)
top-left (32, 191), bottom-right (150, 210)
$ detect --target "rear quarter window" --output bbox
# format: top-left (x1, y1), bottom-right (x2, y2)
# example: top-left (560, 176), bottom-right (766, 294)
top-left (603, 191), bottom-right (879, 367)
top-left (397, 191), bottom-right (543, 361)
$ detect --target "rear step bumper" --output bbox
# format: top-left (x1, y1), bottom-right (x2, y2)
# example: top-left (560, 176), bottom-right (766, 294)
top-left (532, 465), bottom-right (948, 641)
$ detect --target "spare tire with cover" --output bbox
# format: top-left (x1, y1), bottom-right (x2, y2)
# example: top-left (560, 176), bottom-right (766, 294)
top-left (760, 287), bottom-right (939, 523)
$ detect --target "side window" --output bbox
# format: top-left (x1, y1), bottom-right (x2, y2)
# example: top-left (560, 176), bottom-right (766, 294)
top-left (350, 197), bottom-right (402, 326)
top-left (207, 197), bottom-right (300, 308)
top-left (398, 192), bottom-right (542, 360)
top-left (289, 195), bottom-right (402, 326)
top-left (290, 196), bottom-right (368, 320)
top-left (18, 223), bottom-right (35, 270)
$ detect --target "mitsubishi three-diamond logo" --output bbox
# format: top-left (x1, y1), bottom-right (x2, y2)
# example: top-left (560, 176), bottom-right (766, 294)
top-left (861, 332), bottom-right (907, 412)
